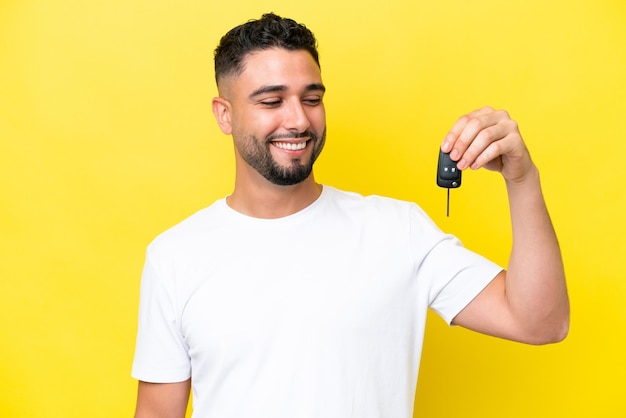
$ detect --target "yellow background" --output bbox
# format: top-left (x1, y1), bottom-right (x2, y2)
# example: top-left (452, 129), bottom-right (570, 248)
top-left (1, 0), bottom-right (624, 416)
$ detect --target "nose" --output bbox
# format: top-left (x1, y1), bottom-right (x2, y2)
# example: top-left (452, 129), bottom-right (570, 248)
top-left (282, 99), bottom-right (310, 133)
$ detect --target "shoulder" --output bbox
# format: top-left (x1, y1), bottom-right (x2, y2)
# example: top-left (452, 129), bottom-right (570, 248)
top-left (323, 186), bottom-right (432, 224)
top-left (146, 199), bottom-right (228, 259)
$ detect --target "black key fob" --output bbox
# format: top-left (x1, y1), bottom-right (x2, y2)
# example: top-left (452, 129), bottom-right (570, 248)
top-left (437, 150), bottom-right (461, 217)
top-left (437, 150), bottom-right (462, 189)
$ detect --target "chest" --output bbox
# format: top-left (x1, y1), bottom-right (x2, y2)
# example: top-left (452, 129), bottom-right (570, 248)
top-left (178, 228), bottom-right (420, 365)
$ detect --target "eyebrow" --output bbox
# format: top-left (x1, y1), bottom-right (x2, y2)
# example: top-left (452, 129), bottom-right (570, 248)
top-left (249, 83), bottom-right (326, 100)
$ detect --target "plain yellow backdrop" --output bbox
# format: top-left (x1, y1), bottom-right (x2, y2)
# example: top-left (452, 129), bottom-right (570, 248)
top-left (1, 0), bottom-right (625, 416)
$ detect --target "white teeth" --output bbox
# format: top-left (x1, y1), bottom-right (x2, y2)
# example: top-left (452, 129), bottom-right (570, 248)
top-left (273, 142), bottom-right (307, 151)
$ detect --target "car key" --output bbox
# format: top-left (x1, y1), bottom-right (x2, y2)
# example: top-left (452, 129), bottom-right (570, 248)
top-left (437, 149), bottom-right (462, 217)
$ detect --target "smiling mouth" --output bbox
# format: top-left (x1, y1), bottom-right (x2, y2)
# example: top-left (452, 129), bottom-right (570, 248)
top-left (272, 141), bottom-right (308, 151)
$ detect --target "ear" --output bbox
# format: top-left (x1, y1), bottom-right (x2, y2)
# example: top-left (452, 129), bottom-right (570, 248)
top-left (212, 97), bottom-right (233, 135)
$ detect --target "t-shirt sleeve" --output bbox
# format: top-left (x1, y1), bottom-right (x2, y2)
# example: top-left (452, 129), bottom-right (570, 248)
top-left (131, 251), bottom-right (191, 383)
top-left (410, 204), bottom-right (503, 325)
top-left (426, 237), bottom-right (502, 324)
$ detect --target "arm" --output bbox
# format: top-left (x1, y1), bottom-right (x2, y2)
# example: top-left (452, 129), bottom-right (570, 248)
top-left (442, 107), bottom-right (569, 345)
top-left (134, 379), bottom-right (191, 418)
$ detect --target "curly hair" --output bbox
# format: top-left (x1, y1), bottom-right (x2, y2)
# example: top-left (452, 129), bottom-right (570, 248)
top-left (214, 13), bottom-right (320, 85)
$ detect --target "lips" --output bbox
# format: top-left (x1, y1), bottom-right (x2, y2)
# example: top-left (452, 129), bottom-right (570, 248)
top-left (271, 141), bottom-right (308, 151)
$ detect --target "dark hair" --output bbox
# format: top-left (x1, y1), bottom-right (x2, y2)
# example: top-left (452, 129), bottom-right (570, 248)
top-left (214, 13), bottom-right (320, 85)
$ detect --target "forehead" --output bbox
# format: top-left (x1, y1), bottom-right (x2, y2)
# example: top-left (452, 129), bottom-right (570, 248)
top-left (235, 48), bottom-right (322, 92)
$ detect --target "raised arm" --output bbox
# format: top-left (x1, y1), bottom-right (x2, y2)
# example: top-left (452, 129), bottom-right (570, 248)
top-left (443, 106), bottom-right (569, 345)
top-left (134, 379), bottom-right (191, 418)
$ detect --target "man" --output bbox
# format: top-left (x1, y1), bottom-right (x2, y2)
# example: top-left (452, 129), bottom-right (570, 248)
top-left (132, 13), bottom-right (569, 418)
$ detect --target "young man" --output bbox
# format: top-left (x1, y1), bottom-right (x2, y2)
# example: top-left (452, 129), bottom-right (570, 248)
top-left (132, 13), bottom-right (569, 418)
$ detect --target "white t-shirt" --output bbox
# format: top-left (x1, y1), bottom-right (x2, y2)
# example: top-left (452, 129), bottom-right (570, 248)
top-left (132, 186), bottom-right (501, 418)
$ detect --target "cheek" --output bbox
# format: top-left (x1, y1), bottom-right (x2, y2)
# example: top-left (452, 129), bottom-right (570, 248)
top-left (310, 106), bottom-right (326, 129)
top-left (241, 112), bottom-right (284, 137)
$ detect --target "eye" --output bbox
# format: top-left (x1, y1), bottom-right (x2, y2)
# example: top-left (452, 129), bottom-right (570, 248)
top-left (303, 97), bottom-right (322, 106)
top-left (259, 99), bottom-right (282, 108)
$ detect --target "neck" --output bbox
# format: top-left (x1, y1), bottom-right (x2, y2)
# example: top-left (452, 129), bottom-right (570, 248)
top-left (227, 174), bottom-right (322, 219)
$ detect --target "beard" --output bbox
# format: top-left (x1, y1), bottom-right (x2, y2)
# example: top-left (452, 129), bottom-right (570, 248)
top-left (236, 128), bottom-right (326, 186)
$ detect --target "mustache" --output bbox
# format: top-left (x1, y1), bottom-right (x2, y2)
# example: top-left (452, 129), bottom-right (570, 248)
top-left (266, 130), bottom-right (316, 142)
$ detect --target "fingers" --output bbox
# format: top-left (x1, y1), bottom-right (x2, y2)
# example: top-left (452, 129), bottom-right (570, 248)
top-left (441, 107), bottom-right (520, 171)
top-left (441, 106), bottom-right (494, 154)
